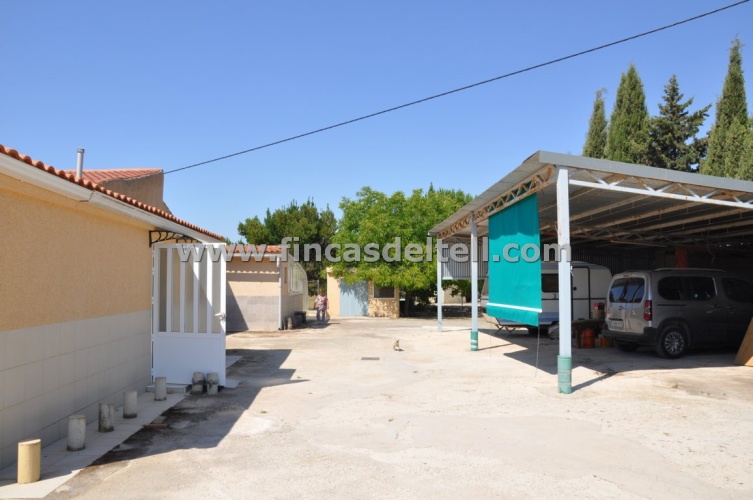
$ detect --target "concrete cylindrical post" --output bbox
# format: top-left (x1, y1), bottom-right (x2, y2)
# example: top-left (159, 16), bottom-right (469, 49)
top-left (154, 376), bottom-right (167, 401)
top-left (67, 415), bottom-right (86, 451)
top-left (191, 372), bottom-right (205, 395)
top-left (99, 402), bottom-right (114, 433)
top-left (17, 439), bottom-right (41, 484)
top-left (206, 372), bottom-right (219, 395)
top-left (123, 390), bottom-right (138, 419)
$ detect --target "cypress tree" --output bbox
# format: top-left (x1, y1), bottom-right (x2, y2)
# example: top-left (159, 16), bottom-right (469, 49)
top-left (722, 119), bottom-right (752, 179)
top-left (605, 64), bottom-right (650, 163)
top-left (702, 39), bottom-right (749, 177)
top-left (583, 89), bottom-right (608, 158)
top-left (738, 121), bottom-right (753, 180)
top-left (646, 75), bottom-right (710, 172)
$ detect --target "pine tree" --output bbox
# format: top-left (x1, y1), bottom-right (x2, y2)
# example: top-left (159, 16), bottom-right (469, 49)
top-left (702, 38), bottom-right (749, 177)
top-left (604, 64), bottom-right (650, 163)
top-left (583, 89), bottom-right (608, 158)
top-left (646, 75), bottom-right (710, 172)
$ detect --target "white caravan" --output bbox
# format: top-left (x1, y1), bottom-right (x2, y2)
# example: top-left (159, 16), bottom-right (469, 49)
top-left (481, 261), bottom-right (613, 333)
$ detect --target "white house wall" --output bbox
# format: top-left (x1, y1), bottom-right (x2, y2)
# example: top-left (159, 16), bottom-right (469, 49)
top-left (0, 310), bottom-right (150, 469)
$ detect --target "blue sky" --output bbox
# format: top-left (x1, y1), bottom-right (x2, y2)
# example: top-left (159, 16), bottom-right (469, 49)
top-left (3, 1), bottom-right (752, 241)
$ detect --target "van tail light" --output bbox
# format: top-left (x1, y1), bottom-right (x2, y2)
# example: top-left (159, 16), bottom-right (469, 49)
top-left (643, 300), bottom-right (652, 321)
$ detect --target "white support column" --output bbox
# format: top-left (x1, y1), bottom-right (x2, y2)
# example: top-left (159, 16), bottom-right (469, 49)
top-left (218, 249), bottom-right (227, 334)
top-left (436, 238), bottom-right (443, 332)
top-left (179, 259), bottom-right (186, 333)
top-left (206, 253), bottom-right (213, 333)
top-left (556, 167), bottom-right (573, 394)
top-left (277, 257), bottom-right (283, 330)
top-left (152, 247), bottom-right (160, 335)
top-left (193, 254), bottom-right (200, 333)
top-left (166, 247), bottom-right (173, 333)
top-left (470, 216), bottom-right (479, 351)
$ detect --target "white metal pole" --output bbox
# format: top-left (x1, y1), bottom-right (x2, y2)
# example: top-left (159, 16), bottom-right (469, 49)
top-left (556, 167), bottom-right (573, 394)
top-left (436, 238), bottom-right (443, 332)
top-left (470, 216), bottom-right (479, 351)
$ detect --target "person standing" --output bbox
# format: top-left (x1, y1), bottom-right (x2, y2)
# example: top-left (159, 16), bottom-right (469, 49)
top-left (315, 291), bottom-right (328, 323)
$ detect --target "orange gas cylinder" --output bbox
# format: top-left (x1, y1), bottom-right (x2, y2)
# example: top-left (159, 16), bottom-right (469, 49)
top-left (582, 328), bottom-right (596, 348)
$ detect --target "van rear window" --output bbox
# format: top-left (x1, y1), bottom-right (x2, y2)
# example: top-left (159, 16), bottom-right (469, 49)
top-left (609, 278), bottom-right (645, 303)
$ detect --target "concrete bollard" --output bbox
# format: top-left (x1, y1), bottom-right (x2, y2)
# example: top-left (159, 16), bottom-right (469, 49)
top-left (17, 439), bottom-right (41, 484)
top-left (206, 372), bottom-right (219, 395)
top-left (67, 415), bottom-right (86, 451)
top-left (99, 402), bottom-right (114, 433)
top-left (154, 376), bottom-right (167, 401)
top-left (191, 372), bottom-right (205, 395)
top-left (123, 390), bottom-right (138, 419)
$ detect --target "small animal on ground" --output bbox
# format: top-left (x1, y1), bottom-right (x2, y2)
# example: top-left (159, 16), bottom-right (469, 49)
top-left (393, 339), bottom-right (401, 351)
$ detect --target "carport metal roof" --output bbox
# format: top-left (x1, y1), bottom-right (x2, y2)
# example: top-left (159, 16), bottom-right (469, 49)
top-left (429, 151), bottom-right (753, 248)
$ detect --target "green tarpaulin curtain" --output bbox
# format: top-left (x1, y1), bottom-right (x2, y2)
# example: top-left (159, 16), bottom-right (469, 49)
top-left (486, 194), bottom-right (542, 326)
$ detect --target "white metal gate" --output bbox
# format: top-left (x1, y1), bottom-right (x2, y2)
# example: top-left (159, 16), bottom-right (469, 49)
top-left (152, 243), bottom-right (226, 385)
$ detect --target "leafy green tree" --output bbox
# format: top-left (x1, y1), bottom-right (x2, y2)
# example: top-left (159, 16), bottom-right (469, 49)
top-left (604, 64), bottom-right (650, 163)
top-left (646, 75), bottom-right (710, 172)
top-left (583, 89), bottom-right (608, 158)
top-left (238, 215), bottom-right (271, 244)
top-left (330, 186), bottom-right (473, 314)
top-left (702, 39), bottom-right (750, 177)
top-left (237, 199), bottom-right (336, 278)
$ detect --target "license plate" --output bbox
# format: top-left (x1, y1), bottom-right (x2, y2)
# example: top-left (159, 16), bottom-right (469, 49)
top-left (610, 319), bottom-right (624, 328)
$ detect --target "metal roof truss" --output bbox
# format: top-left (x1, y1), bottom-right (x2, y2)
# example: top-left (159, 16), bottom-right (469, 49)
top-left (437, 161), bottom-right (753, 250)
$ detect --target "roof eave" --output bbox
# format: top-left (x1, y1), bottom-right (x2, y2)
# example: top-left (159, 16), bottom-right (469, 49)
top-left (0, 152), bottom-right (221, 243)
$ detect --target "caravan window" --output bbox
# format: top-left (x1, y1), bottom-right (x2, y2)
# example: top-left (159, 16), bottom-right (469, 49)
top-left (542, 274), bottom-right (559, 293)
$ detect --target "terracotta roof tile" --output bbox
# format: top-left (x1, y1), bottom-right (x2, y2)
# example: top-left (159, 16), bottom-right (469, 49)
top-left (0, 144), bottom-right (224, 241)
top-left (61, 168), bottom-right (164, 183)
top-left (227, 244), bottom-right (282, 254)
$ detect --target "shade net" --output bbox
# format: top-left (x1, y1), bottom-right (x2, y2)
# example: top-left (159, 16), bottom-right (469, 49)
top-left (486, 194), bottom-right (542, 326)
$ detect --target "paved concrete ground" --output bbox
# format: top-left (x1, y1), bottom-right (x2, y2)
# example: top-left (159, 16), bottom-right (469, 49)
top-left (40, 317), bottom-right (753, 499)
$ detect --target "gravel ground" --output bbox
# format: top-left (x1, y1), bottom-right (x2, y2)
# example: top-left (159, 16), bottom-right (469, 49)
top-left (48, 317), bottom-right (753, 499)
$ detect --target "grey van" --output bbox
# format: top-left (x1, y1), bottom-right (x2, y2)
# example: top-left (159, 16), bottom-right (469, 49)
top-left (601, 269), bottom-right (753, 358)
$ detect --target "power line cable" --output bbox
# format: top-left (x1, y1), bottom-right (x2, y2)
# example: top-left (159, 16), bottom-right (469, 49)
top-left (166, 0), bottom-right (749, 174)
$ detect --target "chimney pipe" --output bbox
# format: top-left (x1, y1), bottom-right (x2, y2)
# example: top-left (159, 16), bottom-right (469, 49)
top-left (76, 148), bottom-right (85, 178)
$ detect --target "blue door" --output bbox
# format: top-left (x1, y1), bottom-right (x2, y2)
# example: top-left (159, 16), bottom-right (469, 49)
top-left (340, 280), bottom-right (369, 316)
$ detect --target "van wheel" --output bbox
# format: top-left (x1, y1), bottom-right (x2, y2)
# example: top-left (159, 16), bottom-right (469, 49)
top-left (615, 341), bottom-right (639, 352)
top-left (656, 326), bottom-right (688, 359)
